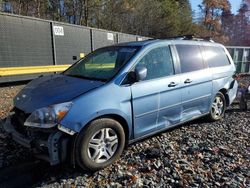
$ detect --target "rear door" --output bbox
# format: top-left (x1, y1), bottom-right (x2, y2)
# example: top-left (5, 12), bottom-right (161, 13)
top-left (175, 44), bottom-right (212, 121)
top-left (131, 45), bottom-right (181, 138)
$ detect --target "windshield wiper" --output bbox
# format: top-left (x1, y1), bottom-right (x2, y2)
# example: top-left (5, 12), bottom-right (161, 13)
top-left (65, 74), bottom-right (107, 82)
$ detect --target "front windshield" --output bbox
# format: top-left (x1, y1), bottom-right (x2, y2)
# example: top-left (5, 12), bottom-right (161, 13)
top-left (64, 46), bottom-right (140, 81)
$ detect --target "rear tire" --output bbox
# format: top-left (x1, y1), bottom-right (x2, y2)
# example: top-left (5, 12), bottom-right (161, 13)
top-left (75, 118), bottom-right (125, 171)
top-left (208, 92), bottom-right (226, 121)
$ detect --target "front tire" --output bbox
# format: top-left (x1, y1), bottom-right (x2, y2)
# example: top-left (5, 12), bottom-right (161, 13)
top-left (76, 118), bottom-right (125, 171)
top-left (208, 92), bottom-right (226, 121)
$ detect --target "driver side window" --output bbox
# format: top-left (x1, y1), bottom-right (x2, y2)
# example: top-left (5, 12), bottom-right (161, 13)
top-left (136, 46), bottom-right (174, 81)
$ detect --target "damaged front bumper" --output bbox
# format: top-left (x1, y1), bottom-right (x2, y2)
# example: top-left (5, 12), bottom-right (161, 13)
top-left (2, 115), bottom-right (72, 165)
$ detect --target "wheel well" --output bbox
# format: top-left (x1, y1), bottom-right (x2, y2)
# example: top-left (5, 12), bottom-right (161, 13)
top-left (88, 114), bottom-right (130, 145)
top-left (106, 114), bottom-right (129, 143)
top-left (219, 89), bottom-right (229, 107)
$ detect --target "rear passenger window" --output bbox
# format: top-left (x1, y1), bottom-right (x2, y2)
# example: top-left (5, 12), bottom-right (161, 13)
top-left (203, 46), bottom-right (231, 67)
top-left (176, 45), bottom-right (204, 73)
top-left (136, 46), bottom-right (174, 80)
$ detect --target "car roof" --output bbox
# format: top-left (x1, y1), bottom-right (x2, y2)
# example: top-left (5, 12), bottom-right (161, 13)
top-left (114, 39), bottom-right (223, 48)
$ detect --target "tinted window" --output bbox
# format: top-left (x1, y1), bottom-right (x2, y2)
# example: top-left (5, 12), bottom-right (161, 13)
top-left (176, 45), bottom-right (204, 73)
top-left (136, 46), bottom-right (174, 80)
top-left (203, 46), bottom-right (231, 67)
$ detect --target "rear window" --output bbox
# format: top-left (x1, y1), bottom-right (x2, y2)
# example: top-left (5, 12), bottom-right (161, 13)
top-left (176, 45), bottom-right (204, 73)
top-left (203, 46), bottom-right (231, 68)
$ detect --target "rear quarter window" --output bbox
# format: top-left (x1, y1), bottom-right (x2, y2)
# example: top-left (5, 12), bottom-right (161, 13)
top-left (176, 44), bottom-right (204, 73)
top-left (203, 46), bottom-right (231, 68)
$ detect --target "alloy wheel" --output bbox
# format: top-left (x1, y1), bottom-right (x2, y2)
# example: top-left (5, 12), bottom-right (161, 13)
top-left (87, 128), bottom-right (118, 163)
top-left (211, 96), bottom-right (224, 119)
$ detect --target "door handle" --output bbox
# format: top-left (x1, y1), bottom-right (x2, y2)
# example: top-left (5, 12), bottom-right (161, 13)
top-left (168, 82), bottom-right (178, 87)
top-left (184, 79), bottom-right (192, 84)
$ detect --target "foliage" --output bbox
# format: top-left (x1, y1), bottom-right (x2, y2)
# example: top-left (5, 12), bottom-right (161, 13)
top-left (0, 0), bottom-right (194, 38)
top-left (0, 0), bottom-right (249, 45)
top-left (231, 2), bottom-right (250, 45)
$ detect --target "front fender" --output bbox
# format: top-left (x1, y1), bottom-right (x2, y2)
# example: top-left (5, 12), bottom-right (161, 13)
top-left (61, 109), bottom-right (131, 133)
top-left (59, 83), bottom-right (133, 138)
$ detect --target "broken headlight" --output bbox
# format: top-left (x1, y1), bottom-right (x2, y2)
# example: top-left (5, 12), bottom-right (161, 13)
top-left (24, 102), bottom-right (72, 128)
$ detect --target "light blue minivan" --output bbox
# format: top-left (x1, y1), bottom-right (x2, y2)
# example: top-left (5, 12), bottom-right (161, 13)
top-left (3, 38), bottom-right (238, 171)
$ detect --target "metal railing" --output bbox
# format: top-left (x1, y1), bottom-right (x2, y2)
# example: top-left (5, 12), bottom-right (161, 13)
top-left (227, 46), bottom-right (250, 73)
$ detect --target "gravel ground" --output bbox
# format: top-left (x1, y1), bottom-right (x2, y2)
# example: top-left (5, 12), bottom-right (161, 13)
top-left (0, 84), bottom-right (25, 119)
top-left (0, 77), bottom-right (249, 188)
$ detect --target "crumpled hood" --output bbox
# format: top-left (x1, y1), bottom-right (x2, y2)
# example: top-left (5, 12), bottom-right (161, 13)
top-left (14, 74), bottom-right (104, 113)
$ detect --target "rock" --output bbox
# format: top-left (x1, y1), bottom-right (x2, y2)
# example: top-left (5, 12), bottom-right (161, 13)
top-left (110, 182), bottom-right (123, 188)
top-left (138, 166), bottom-right (151, 173)
top-left (187, 145), bottom-right (200, 154)
top-left (165, 167), bottom-right (172, 174)
top-left (172, 172), bottom-right (180, 180)
top-left (214, 182), bottom-right (221, 186)
top-left (145, 148), bottom-right (161, 159)
top-left (153, 160), bottom-right (162, 170)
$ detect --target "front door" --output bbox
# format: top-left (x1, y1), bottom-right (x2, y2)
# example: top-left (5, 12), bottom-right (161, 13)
top-left (131, 46), bottom-right (182, 138)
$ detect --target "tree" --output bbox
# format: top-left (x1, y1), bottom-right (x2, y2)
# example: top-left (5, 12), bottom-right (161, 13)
top-left (177, 0), bottom-right (194, 35)
top-left (0, 0), bottom-right (196, 39)
top-left (233, 2), bottom-right (250, 45)
top-left (221, 8), bottom-right (234, 44)
top-left (198, 0), bottom-right (231, 43)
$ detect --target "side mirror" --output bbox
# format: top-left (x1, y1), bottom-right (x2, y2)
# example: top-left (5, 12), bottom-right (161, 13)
top-left (135, 66), bottom-right (147, 81)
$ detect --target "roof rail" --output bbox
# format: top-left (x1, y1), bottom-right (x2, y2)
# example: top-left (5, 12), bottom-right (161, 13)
top-left (167, 35), bottom-right (214, 42)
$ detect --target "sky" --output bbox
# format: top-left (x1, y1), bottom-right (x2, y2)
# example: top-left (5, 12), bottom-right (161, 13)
top-left (190, 0), bottom-right (242, 17)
